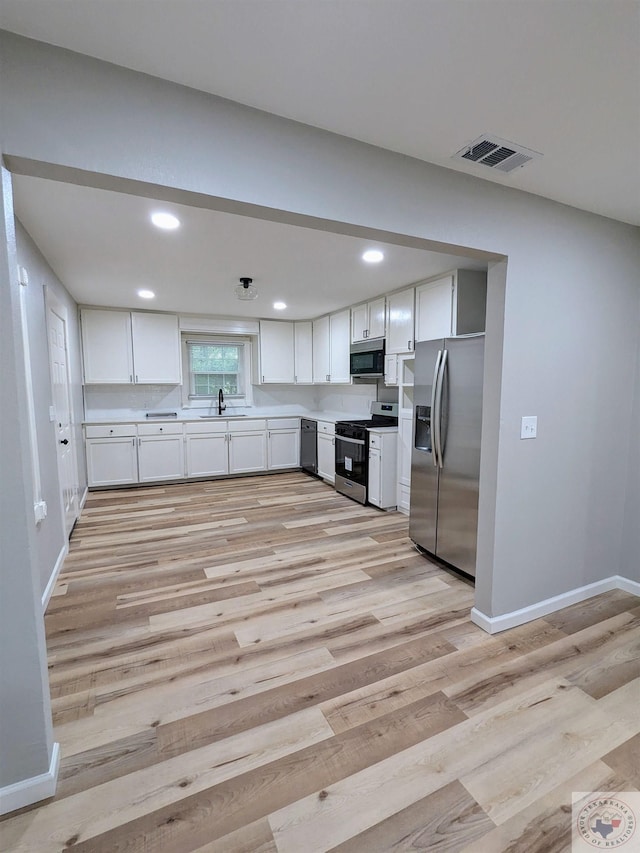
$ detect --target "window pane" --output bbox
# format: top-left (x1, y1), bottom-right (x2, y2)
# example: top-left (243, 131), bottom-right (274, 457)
top-left (188, 342), bottom-right (243, 397)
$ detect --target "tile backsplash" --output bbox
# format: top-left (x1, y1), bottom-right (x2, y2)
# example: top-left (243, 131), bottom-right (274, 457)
top-left (83, 381), bottom-right (380, 420)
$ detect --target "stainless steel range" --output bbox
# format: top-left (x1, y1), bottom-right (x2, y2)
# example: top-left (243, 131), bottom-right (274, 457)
top-left (335, 402), bottom-right (398, 505)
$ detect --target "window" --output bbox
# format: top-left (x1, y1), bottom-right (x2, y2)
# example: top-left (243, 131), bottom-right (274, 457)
top-left (183, 337), bottom-right (249, 404)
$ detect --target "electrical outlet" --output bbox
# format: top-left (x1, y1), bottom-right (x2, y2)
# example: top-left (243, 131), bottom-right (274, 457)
top-left (520, 416), bottom-right (537, 439)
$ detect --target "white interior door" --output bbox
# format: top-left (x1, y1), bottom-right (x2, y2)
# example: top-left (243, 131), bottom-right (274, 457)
top-left (47, 292), bottom-right (78, 536)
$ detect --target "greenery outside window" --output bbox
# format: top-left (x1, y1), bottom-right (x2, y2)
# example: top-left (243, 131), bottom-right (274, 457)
top-left (183, 336), bottom-right (250, 406)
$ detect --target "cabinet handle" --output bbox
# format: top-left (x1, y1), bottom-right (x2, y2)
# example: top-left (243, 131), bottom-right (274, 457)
top-left (129, 374), bottom-right (133, 383)
top-left (262, 375), bottom-right (265, 383)
top-left (407, 339), bottom-right (412, 350)
top-left (294, 375), bottom-right (297, 383)
top-left (326, 374), bottom-right (330, 382)
top-left (135, 374), bottom-right (139, 383)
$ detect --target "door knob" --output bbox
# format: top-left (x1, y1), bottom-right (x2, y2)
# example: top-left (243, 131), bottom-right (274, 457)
top-left (60, 439), bottom-right (69, 445)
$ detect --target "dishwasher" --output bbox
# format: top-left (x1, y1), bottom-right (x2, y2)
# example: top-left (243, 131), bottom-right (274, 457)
top-left (300, 418), bottom-right (318, 476)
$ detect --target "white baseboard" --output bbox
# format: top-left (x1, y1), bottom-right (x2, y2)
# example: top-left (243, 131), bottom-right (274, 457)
top-left (616, 574), bottom-right (640, 596)
top-left (79, 485), bottom-right (88, 511)
top-left (0, 742), bottom-right (60, 816)
top-left (471, 574), bottom-right (639, 634)
top-left (42, 543), bottom-right (68, 612)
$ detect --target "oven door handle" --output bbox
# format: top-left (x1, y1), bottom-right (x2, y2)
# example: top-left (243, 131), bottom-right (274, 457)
top-left (336, 435), bottom-right (365, 446)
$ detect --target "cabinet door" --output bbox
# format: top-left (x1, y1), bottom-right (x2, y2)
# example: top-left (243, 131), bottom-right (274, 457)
top-left (368, 297), bottom-right (386, 339)
top-left (397, 413), bottom-right (413, 512)
top-left (259, 320), bottom-right (295, 383)
top-left (138, 435), bottom-right (185, 482)
top-left (351, 304), bottom-right (368, 343)
top-left (268, 429), bottom-right (300, 470)
top-left (86, 437), bottom-right (138, 486)
top-left (312, 316), bottom-right (331, 383)
top-left (386, 289), bottom-right (415, 354)
top-left (384, 354), bottom-right (398, 386)
top-left (131, 313), bottom-right (181, 384)
top-left (329, 309), bottom-right (351, 383)
top-left (81, 309), bottom-right (133, 383)
top-left (368, 448), bottom-right (381, 506)
top-left (294, 321), bottom-right (313, 384)
top-left (317, 433), bottom-right (335, 483)
top-left (229, 431), bottom-right (267, 473)
top-left (185, 433), bottom-right (229, 477)
top-left (415, 276), bottom-right (454, 342)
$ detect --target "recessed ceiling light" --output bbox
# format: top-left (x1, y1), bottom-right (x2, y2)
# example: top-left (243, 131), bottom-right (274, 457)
top-left (362, 249), bottom-right (384, 263)
top-left (151, 212), bottom-right (180, 230)
top-left (273, 301), bottom-right (287, 311)
top-left (137, 289), bottom-right (155, 299)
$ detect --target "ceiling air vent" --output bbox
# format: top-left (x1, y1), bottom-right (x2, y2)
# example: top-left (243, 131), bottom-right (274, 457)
top-left (453, 135), bottom-right (542, 173)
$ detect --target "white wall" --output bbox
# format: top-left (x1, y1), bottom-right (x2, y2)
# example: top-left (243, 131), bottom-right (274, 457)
top-left (0, 168), bottom-right (56, 803)
top-left (621, 336), bottom-right (640, 583)
top-left (1, 31), bottom-right (639, 621)
top-left (15, 220), bottom-right (85, 596)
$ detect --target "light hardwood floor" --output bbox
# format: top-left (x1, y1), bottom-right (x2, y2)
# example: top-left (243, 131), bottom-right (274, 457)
top-left (2, 472), bottom-right (639, 852)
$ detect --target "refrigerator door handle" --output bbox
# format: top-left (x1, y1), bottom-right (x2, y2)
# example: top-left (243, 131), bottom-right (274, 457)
top-left (430, 350), bottom-right (443, 467)
top-left (434, 348), bottom-right (447, 468)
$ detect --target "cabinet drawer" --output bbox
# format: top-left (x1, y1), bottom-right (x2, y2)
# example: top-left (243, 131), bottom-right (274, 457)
top-left (317, 421), bottom-right (335, 435)
top-left (185, 420), bottom-right (228, 434)
top-left (85, 424), bottom-right (136, 438)
top-left (267, 418), bottom-right (299, 431)
top-left (228, 419), bottom-right (266, 432)
top-left (137, 422), bottom-right (183, 436)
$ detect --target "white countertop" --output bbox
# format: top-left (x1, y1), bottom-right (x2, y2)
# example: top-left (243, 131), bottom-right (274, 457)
top-left (82, 408), bottom-right (371, 426)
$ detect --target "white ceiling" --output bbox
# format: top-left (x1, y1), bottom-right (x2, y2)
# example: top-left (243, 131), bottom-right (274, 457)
top-left (1, 0), bottom-right (638, 227)
top-left (1, 1), bottom-right (638, 320)
top-left (13, 175), bottom-right (486, 319)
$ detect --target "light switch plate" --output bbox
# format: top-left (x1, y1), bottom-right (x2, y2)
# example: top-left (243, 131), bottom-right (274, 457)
top-left (521, 416), bottom-right (537, 439)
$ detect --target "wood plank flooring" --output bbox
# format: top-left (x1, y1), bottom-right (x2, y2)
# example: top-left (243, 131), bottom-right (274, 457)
top-left (2, 472), bottom-right (639, 852)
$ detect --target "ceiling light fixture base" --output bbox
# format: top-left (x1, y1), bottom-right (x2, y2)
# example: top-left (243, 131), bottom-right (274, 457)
top-left (235, 276), bottom-right (258, 301)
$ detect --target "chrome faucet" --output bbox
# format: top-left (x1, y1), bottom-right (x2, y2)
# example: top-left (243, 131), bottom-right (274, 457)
top-left (218, 388), bottom-right (226, 416)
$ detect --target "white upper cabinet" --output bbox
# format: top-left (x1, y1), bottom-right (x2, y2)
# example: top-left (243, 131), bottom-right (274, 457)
top-left (131, 312), bottom-right (181, 383)
top-left (351, 297), bottom-right (386, 343)
top-left (313, 310), bottom-right (350, 383)
top-left (258, 320), bottom-right (295, 383)
top-left (312, 315), bottom-right (331, 383)
top-left (415, 270), bottom-right (487, 342)
top-left (294, 321), bottom-right (313, 384)
top-left (81, 309), bottom-right (181, 384)
top-left (415, 275), bottom-right (454, 341)
top-left (81, 309), bottom-right (133, 383)
top-left (385, 288), bottom-right (415, 354)
top-left (329, 309), bottom-right (351, 383)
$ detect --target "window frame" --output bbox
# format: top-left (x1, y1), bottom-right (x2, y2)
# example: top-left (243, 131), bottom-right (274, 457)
top-left (181, 334), bottom-right (253, 410)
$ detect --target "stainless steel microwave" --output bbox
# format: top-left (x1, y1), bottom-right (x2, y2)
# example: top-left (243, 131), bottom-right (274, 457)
top-left (350, 338), bottom-right (385, 377)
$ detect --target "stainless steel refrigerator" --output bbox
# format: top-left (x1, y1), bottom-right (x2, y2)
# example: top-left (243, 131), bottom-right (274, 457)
top-left (409, 334), bottom-right (484, 577)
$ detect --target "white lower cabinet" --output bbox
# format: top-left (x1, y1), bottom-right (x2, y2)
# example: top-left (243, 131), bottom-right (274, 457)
top-left (267, 418), bottom-right (300, 470)
top-left (229, 430), bottom-right (268, 474)
top-left (185, 423), bottom-right (229, 477)
top-left (316, 421), bottom-right (335, 483)
top-left (186, 419), bottom-right (268, 476)
top-left (86, 417), bottom-right (300, 487)
top-left (368, 431), bottom-right (398, 509)
top-left (86, 426), bottom-right (138, 487)
top-left (137, 423), bottom-right (185, 482)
